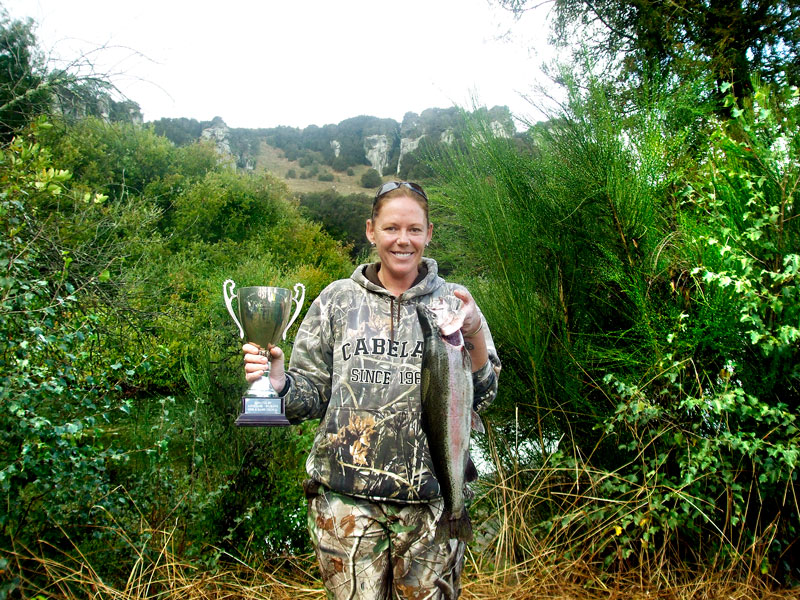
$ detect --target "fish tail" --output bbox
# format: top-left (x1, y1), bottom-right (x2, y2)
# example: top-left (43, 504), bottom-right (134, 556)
top-left (445, 510), bottom-right (473, 542)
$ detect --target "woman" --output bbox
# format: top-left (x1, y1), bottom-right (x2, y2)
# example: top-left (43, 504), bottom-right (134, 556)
top-left (243, 181), bottom-right (500, 599)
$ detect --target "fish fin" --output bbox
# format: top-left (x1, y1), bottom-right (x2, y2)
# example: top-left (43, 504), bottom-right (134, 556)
top-left (471, 409), bottom-right (485, 434)
top-left (447, 510), bottom-right (473, 542)
top-left (465, 456), bottom-right (479, 482)
top-left (436, 510), bottom-right (474, 543)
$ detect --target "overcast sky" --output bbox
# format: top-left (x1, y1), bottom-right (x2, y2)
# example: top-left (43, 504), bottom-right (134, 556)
top-left (4, 0), bottom-right (559, 130)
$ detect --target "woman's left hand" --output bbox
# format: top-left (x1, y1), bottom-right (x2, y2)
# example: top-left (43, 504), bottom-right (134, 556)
top-left (453, 288), bottom-right (481, 337)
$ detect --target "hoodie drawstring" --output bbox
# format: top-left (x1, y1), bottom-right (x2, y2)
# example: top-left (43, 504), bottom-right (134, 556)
top-left (389, 296), bottom-right (402, 341)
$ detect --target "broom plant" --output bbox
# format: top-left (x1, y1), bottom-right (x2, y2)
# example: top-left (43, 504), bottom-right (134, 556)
top-left (431, 75), bottom-right (799, 579)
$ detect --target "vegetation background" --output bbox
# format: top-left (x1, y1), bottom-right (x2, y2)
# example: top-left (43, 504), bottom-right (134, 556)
top-left (1, 1), bottom-right (799, 598)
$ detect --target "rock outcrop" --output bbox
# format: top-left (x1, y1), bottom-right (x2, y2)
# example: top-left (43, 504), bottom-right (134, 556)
top-left (490, 120), bottom-right (511, 138)
top-left (151, 105), bottom-right (517, 177)
top-left (201, 117), bottom-right (233, 156)
top-left (397, 135), bottom-right (423, 176)
top-left (363, 134), bottom-right (391, 176)
top-left (201, 117), bottom-right (239, 167)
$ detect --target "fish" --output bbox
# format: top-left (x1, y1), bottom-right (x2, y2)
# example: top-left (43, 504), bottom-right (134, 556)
top-left (417, 297), bottom-right (484, 542)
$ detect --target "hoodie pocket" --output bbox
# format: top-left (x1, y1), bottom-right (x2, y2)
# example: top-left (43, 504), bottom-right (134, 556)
top-left (313, 408), bottom-right (438, 501)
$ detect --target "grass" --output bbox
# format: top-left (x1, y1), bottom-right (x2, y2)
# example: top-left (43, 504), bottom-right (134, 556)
top-left (5, 459), bottom-right (797, 600)
top-left (6, 526), bottom-right (794, 600)
top-left (255, 143), bottom-right (378, 197)
top-left (5, 529), bottom-right (323, 600)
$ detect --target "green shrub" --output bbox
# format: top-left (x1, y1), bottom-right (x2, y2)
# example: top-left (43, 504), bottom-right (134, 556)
top-left (0, 131), bottom-right (141, 550)
top-left (318, 172), bottom-right (334, 182)
top-left (360, 168), bottom-right (382, 188)
top-left (299, 190), bottom-right (372, 257)
top-left (429, 76), bottom-right (799, 573)
top-left (170, 170), bottom-right (290, 244)
top-left (331, 155), bottom-right (349, 172)
top-left (39, 117), bottom-right (176, 201)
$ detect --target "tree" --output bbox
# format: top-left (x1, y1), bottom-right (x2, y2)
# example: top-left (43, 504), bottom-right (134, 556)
top-left (360, 168), bottom-right (382, 189)
top-left (0, 13), bottom-right (49, 139)
top-left (501, 0), bottom-right (800, 100)
top-left (432, 67), bottom-right (800, 573)
top-left (0, 12), bottom-right (142, 141)
top-left (299, 190), bottom-right (373, 257)
top-left (151, 117), bottom-right (204, 146)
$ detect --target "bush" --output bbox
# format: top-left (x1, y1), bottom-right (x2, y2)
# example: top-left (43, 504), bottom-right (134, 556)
top-left (287, 168), bottom-right (297, 178)
top-left (433, 77), bottom-right (800, 575)
top-left (170, 170), bottom-right (290, 244)
top-left (40, 117), bottom-right (176, 201)
top-left (299, 190), bottom-right (372, 257)
top-left (318, 172), bottom-right (334, 182)
top-left (0, 130), bottom-right (155, 551)
top-left (360, 168), bottom-right (382, 189)
top-left (331, 155), bottom-right (349, 172)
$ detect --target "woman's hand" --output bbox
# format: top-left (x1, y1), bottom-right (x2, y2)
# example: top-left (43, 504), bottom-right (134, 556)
top-left (243, 342), bottom-right (287, 392)
top-left (453, 288), bottom-right (481, 338)
top-left (453, 288), bottom-right (488, 372)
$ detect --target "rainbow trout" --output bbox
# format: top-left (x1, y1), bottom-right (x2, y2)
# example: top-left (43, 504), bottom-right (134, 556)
top-left (417, 297), bottom-right (483, 542)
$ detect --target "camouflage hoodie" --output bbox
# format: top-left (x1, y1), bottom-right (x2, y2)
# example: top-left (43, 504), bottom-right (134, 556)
top-left (282, 258), bottom-right (500, 503)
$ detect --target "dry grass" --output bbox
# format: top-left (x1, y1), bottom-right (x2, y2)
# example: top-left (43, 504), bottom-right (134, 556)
top-left (255, 143), bottom-right (377, 197)
top-left (4, 510), bottom-right (796, 600)
top-left (5, 529), bottom-right (323, 600)
top-left (3, 439), bottom-right (796, 599)
top-left (6, 532), bottom-right (795, 600)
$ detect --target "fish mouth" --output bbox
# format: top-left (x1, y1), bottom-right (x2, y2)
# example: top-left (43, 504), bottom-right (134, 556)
top-left (427, 296), bottom-right (467, 337)
top-left (441, 330), bottom-right (463, 346)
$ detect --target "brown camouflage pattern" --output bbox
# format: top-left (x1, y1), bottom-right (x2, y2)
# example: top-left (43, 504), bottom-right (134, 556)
top-left (308, 486), bottom-right (466, 600)
top-left (282, 258), bottom-right (500, 503)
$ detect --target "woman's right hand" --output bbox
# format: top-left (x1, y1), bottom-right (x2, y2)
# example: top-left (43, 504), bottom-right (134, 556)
top-left (243, 342), bottom-right (287, 392)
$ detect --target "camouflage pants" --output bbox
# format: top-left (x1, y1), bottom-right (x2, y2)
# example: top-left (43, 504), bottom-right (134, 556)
top-left (307, 487), bottom-right (466, 600)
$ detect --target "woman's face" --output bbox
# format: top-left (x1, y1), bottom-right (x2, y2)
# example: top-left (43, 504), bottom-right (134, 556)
top-left (366, 195), bottom-right (433, 286)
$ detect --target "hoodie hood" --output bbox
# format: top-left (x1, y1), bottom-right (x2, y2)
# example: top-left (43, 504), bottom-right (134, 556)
top-left (351, 257), bottom-right (445, 300)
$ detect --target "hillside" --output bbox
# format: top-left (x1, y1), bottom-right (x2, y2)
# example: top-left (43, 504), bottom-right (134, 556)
top-left (255, 141), bottom-right (379, 195)
top-left (151, 106), bottom-right (518, 193)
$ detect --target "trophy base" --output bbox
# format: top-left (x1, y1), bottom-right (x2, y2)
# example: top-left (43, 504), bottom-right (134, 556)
top-left (235, 411), bottom-right (291, 427)
top-left (235, 390), bottom-right (290, 427)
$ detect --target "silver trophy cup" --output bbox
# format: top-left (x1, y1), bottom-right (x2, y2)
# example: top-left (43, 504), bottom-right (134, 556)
top-left (223, 279), bottom-right (305, 426)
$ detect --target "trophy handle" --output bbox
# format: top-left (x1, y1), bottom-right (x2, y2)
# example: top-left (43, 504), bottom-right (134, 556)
top-left (223, 279), bottom-right (245, 339)
top-left (283, 283), bottom-right (306, 340)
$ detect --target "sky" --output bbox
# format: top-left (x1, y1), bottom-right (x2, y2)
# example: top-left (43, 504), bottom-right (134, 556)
top-left (4, 0), bottom-right (560, 130)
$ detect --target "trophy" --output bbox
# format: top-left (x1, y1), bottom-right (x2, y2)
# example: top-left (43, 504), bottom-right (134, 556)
top-left (223, 279), bottom-right (305, 426)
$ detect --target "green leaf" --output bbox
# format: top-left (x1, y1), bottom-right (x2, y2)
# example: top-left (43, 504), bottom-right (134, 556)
top-left (372, 536), bottom-right (390, 556)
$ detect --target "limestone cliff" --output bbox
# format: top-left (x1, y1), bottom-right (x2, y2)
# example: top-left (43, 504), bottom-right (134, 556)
top-left (363, 134), bottom-right (391, 176)
top-left (152, 105), bottom-right (517, 177)
top-left (201, 117), bottom-right (232, 156)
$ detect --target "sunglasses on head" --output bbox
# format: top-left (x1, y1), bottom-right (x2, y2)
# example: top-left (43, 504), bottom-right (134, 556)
top-left (374, 181), bottom-right (429, 204)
